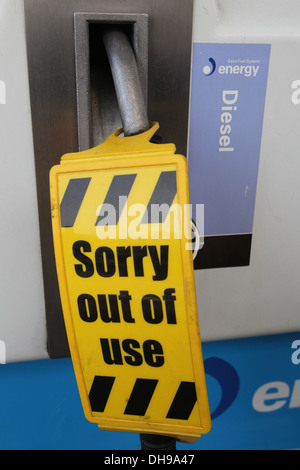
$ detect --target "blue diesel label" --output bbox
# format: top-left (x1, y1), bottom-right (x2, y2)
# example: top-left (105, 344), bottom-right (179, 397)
top-left (188, 43), bottom-right (270, 269)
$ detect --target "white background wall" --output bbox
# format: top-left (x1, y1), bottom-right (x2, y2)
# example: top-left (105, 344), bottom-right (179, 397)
top-left (0, 0), bottom-right (48, 362)
top-left (192, 0), bottom-right (300, 340)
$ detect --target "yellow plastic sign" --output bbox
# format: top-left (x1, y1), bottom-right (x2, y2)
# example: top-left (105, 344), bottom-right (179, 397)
top-left (50, 122), bottom-right (211, 442)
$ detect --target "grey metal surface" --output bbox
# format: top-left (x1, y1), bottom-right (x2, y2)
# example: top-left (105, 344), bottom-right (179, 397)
top-left (74, 12), bottom-right (149, 150)
top-left (102, 26), bottom-right (149, 136)
top-left (24, 0), bottom-right (194, 358)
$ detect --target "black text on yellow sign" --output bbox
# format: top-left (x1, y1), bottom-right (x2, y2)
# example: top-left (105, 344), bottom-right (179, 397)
top-left (50, 123), bottom-right (211, 442)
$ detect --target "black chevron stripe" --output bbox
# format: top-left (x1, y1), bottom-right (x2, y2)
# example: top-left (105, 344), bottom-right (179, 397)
top-left (166, 381), bottom-right (197, 420)
top-left (89, 375), bottom-right (115, 412)
top-left (141, 171), bottom-right (177, 224)
top-left (88, 376), bottom-right (197, 420)
top-left (61, 171), bottom-right (177, 228)
top-left (95, 174), bottom-right (137, 226)
top-left (124, 378), bottom-right (158, 416)
top-left (60, 178), bottom-right (91, 227)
